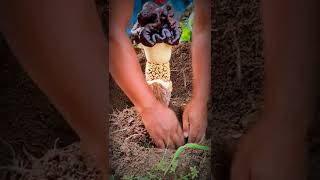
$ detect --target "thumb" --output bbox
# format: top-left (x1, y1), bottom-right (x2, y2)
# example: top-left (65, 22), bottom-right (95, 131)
top-left (182, 110), bottom-right (190, 138)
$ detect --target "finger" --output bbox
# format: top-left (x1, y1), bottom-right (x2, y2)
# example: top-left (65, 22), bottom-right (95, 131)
top-left (182, 110), bottom-right (190, 138)
top-left (172, 131), bottom-right (184, 148)
top-left (154, 138), bottom-right (165, 149)
top-left (165, 137), bottom-right (175, 150)
top-left (171, 134), bottom-right (180, 149)
top-left (168, 141), bottom-right (175, 150)
top-left (197, 134), bottom-right (206, 144)
top-left (188, 125), bottom-right (197, 143)
top-left (175, 125), bottom-right (185, 146)
top-left (195, 128), bottom-right (206, 143)
top-left (188, 132), bottom-right (197, 143)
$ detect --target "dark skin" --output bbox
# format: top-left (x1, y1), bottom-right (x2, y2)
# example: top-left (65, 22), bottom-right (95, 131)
top-left (109, 0), bottom-right (211, 149)
top-left (0, 0), bottom-right (108, 179)
top-left (231, 0), bottom-right (319, 179)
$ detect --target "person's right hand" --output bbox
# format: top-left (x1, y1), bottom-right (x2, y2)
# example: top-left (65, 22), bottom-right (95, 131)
top-left (139, 101), bottom-right (185, 149)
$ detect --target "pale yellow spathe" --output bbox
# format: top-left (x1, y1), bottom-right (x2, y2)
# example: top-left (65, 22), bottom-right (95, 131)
top-left (142, 43), bottom-right (173, 63)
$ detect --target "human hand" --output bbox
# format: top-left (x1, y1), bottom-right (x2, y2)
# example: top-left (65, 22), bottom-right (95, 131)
top-left (231, 117), bottom-right (307, 180)
top-left (182, 98), bottom-right (208, 143)
top-left (139, 101), bottom-right (184, 149)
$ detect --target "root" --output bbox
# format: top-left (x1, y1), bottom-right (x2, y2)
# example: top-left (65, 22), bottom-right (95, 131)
top-left (147, 81), bottom-right (172, 106)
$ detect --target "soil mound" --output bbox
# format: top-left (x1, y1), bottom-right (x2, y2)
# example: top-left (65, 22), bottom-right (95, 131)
top-left (109, 107), bottom-right (211, 179)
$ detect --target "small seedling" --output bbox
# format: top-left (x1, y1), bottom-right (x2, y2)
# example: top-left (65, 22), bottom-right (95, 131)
top-left (122, 143), bottom-right (210, 179)
top-left (165, 143), bottom-right (210, 175)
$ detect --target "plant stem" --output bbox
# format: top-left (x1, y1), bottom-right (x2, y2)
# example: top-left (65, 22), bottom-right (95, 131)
top-left (164, 143), bottom-right (210, 175)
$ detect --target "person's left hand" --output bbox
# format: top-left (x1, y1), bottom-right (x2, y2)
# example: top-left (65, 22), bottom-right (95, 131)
top-left (182, 98), bottom-right (208, 143)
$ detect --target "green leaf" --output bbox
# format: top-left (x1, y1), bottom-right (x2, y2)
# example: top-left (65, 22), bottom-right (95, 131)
top-left (164, 143), bottom-right (210, 175)
top-left (180, 28), bottom-right (192, 42)
top-left (190, 166), bottom-right (199, 179)
top-left (180, 18), bottom-right (192, 42)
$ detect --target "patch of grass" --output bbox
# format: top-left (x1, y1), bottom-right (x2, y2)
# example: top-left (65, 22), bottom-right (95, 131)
top-left (121, 143), bottom-right (210, 180)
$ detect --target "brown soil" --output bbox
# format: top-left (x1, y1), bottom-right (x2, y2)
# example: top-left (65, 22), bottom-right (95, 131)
top-left (26, 143), bottom-right (101, 180)
top-left (109, 107), bottom-right (211, 179)
top-left (211, 1), bottom-right (320, 180)
top-left (210, 0), bottom-right (264, 179)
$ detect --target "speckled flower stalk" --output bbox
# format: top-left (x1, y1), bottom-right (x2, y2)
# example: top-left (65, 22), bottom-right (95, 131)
top-left (142, 43), bottom-right (173, 106)
top-left (130, 2), bottom-right (182, 106)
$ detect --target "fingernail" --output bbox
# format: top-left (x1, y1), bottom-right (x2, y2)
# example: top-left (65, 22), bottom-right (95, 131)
top-left (183, 132), bottom-right (188, 138)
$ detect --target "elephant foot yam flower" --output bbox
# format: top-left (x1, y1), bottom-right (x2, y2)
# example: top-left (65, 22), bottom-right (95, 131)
top-left (130, 2), bottom-right (181, 47)
top-left (131, 2), bottom-right (181, 106)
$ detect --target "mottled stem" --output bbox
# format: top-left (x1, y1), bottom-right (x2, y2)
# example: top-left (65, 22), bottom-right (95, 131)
top-left (142, 43), bottom-right (173, 106)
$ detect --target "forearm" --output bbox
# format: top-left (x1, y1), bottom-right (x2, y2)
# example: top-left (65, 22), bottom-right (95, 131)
top-left (0, 0), bottom-right (108, 172)
top-left (191, 0), bottom-right (211, 102)
top-left (108, 0), bottom-right (158, 113)
top-left (262, 0), bottom-right (319, 135)
top-left (109, 30), bottom-right (158, 112)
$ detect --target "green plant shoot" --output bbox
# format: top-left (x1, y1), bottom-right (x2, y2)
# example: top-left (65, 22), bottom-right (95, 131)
top-left (164, 143), bottom-right (210, 175)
